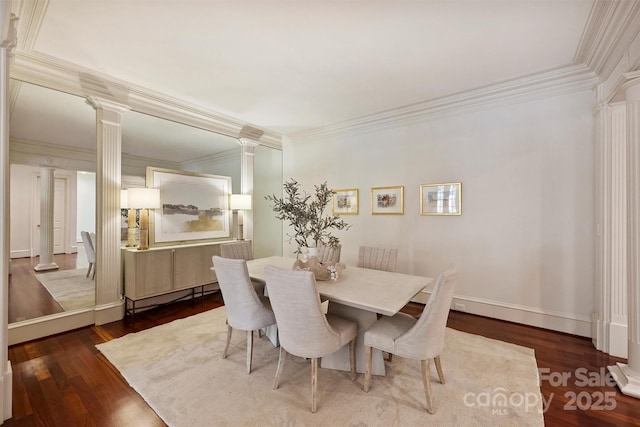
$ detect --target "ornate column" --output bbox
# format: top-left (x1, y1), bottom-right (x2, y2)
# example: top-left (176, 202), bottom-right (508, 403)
top-left (33, 166), bottom-right (58, 271)
top-left (0, 11), bottom-right (17, 422)
top-left (239, 137), bottom-right (258, 242)
top-left (593, 87), bottom-right (628, 358)
top-left (609, 71), bottom-right (640, 398)
top-left (86, 97), bottom-right (129, 324)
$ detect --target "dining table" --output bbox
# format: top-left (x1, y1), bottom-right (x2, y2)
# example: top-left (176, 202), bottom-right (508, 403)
top-left (245, 256), bottom-right (433, 375)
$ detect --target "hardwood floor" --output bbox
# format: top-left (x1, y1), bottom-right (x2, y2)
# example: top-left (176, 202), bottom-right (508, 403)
top-left (5, 254), bottom-right (640, 426)
top-left (9, 254), bottom-right (83, 323)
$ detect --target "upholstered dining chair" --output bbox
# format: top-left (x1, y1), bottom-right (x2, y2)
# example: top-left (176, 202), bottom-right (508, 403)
top-left (220, 241), bottom-right (254, 260)
top-left (317, 243), bottom-right (341, 263)
top-left (212, 256), bottom-right (277, 374)
top-left (357, 246), bottom-right (397, 272)
top-left (264, 265), bottom-right (358, 413)
top-left (81, 231), bottom-right (96, 280)
top-left (363, 269), bottom-right (457, 414)
top-left (219, 241), bottom-right (264, 295)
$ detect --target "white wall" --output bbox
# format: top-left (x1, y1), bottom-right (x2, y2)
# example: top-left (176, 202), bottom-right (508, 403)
top-left (9, 165), bottom-right (33, 258)
top-left (254, 145), bottom-right (283, 258)
top-left (10, 164), bottom-right (79, 258)
top-left (285, 90), bottom-right (594, 336)
top-left (76, 171), bottom-right (95, 240)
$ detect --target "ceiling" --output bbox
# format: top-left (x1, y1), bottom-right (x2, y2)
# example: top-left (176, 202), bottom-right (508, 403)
top-left (6, 0), bottom-right (608, 162)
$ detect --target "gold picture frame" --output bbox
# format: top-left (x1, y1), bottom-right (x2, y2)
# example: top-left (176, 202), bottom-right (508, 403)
top-left (332, 188), bottom-right (359, 215)
top-left (371, 186), bottom-right (404, 215)
top-left (420, 182), bottom-right (462, 215)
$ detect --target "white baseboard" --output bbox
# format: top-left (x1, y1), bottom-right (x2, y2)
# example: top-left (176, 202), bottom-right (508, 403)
top-left (412, 290), bottom-right (592, 338)
top-left (1, 362), bottom-right (12, 421)
top-left (608, 322), bottom-right (628, 358)
top-left (9, 250), bottom-right (30, 259)
top-left (94, 301), bottom-right (125, 325)
top-left (8, 310), bottom-right (95, 346)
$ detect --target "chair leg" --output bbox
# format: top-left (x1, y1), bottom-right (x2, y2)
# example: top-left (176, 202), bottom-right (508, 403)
top-left (349, 340), bottom-right (357, 381)
top-left (246, 330), bottom-right (254, 374)
top-left (434, 355), bottom-right (445, 384)
top-left (421, 359), bottom-right (435, 414)
top-left (86, 263), bottom-right (92, 278)
top-left (222, 323), bottom-right (232, 359)
top-left (273, 346), bottom-right (287, 390)
top-left (311, 357), bottom-right (318, 413)
top-left (363, 345), bottom-right (372, 392)
top-left (91, 264), bottom-right (96, 280)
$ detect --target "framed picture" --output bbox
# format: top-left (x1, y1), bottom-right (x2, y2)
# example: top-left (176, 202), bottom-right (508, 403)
top-left (371, 185), bottom-right (404, 215)
top-left (332, 188), bottom-right (359, 215)
top-left (420, 182), bottom-right (462, 215)
top-left (147, 167), bottom-right (232, 245)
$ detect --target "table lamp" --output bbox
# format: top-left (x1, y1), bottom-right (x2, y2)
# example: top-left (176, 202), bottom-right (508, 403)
top-left (128, 188), bottom-right (161, 250)
top-left (121, 189), bottom-right (138, 247)
top-left (229, 194), bottom-right (252, 240)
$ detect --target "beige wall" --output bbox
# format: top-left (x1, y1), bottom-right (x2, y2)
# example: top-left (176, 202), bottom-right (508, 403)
top-left (284, 89), bottom-right (594, 337)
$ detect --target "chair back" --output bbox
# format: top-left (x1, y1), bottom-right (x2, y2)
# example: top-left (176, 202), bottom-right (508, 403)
top-left (395, 269), bottom-right (457, 359)
top-left (357, 246), bottom-right (397, 272)
top-left (220, 241), bottom-right (254, 260)
top-left (317, 244), bottom-right (341, 263)
top-left (212, 256), bottom-right (274, 330)
top-left (264, 265), bottom-right (342, 358)
top-left (89, 232), bottom-right (97, 256)
top-left (81, 231), bottom-right (95, 263)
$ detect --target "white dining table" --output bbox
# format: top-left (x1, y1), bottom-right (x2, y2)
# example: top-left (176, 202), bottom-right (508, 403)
top-left (245, 256), bottom-right (433, 375)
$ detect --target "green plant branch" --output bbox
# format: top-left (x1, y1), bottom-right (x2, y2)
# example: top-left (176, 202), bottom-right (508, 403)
top-left (265, 179), bottom-right (351, 253)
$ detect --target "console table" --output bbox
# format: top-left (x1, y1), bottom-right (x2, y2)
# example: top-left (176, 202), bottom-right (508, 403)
top-left (123, 241), bottom-right (227, 317)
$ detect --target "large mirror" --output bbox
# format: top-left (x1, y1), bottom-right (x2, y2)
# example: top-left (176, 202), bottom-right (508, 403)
top-left (8, 80), bottom-right (280, 329)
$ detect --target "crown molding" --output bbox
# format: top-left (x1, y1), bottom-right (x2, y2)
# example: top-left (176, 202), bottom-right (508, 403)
top-left (180, 147), bottom-right (240, 170)
top-left (576, 0), bottom-right (640, 80)
top-left (10, 50), bottom-right (283, 149)
top-left (290, 64), bottom-right (598, 142)
top-left (14, 0), bottom-right (48, 51)
top-left (9, 137), bottom-right (180, 174)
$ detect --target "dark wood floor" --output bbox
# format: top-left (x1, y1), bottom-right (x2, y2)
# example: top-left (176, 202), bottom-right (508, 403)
top-left (9, 255), bottom-right (81, 323)
top-left (5, 254), bottom-right (640, 426)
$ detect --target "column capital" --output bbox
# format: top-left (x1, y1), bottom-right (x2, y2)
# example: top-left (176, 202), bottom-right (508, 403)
top-left (86, 96), bottom-right (130, 113)
top-left (622, 71), bottom-right (640, 91)
top-left (1, 13), bottom-right (19, 56)
top-left (238, 137), bottom-right (260, 148)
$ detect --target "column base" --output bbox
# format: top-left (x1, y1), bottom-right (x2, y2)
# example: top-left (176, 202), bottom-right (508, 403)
top-left (34, 262), bottom-right (59, 272)
top-left (608, 363), bottom-right (640, 399)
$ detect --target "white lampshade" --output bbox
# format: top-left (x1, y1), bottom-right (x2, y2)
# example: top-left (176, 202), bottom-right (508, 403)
top-left (120, 189), bottom-right (129, 209)
top-left (229, 194), bottom-right (252, 210)
top-left (128, 188), bottom-right (161, 209)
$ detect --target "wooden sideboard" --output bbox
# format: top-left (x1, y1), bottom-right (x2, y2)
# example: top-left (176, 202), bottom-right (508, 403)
top-left (123, 241), bottom-right (226, 315)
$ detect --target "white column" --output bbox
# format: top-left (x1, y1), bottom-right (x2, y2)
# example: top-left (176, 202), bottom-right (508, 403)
top-left (0, 11), bottom-right (17, 422)
top-left (86, 97), bottom-right (129, 324)
top-left (34, 166), bottom-right (59, 271)
top-left (609, 72), bottom-right (640, 398)
top-left (593, 95), bottom-right (628, 358)
top-left (239, 137), bottom-right (257, 242)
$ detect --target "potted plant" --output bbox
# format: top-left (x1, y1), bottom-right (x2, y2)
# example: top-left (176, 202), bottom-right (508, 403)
top-left (265, 178), bottom-right (350, 256)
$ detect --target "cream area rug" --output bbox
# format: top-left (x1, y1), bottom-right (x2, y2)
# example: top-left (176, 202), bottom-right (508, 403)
top-left (36, 268), bottom-right (95, 311)
top-left (97, 306), bottom-right (544, 426)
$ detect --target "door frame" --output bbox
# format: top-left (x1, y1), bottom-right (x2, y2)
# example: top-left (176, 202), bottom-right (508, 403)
top-left (30, 169), bottom-right (78, 257)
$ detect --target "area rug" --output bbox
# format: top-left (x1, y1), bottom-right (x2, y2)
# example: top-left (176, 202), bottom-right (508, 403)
top-left (96, 306), bottom-right (544, 426)
top-left (35, 268), bottom-right (95, 311)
